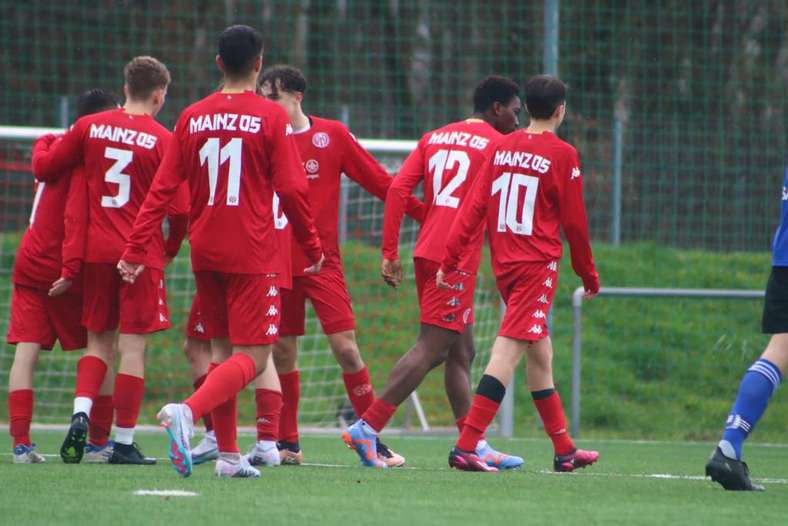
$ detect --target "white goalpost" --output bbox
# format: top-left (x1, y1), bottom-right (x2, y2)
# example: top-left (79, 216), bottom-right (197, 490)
top-left (0, 125), bottom-right (512, 436)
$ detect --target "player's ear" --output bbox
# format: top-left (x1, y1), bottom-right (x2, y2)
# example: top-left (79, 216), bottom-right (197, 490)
top-left (295, 91), bottom-right (304, 104)
top-left (215, 54), bottom-right (225, 74)
top-left (254, 55), bottom-right (263, 74)
top-left (123, 84), bottom-right (130, 101)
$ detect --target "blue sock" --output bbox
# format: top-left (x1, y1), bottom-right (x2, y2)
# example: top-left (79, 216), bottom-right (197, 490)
top-left (719, 358), bottom-right (782, 459)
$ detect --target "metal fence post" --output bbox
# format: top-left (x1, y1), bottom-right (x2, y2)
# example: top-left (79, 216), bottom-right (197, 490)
top-left (543, 0), bottom-right (560, 75)
top-left (611, 116), bottom-right (623, 246)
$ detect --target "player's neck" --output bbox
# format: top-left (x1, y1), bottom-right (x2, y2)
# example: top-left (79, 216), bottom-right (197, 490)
top-left (290, 108), bottom-right (309, 132)
top-left (525, 120), bottom-right (557, 134)
top-left (123, 101), bottom-right (154, 116)
top-left (221, 76), bottom-right (257, 93)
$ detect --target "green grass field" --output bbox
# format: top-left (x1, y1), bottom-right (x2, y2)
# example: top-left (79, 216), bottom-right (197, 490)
top-left (1, 431), bottom-right (787, 525)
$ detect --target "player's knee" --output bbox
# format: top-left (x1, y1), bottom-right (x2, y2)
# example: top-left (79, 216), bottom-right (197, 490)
top-left (273, 343), bottom-right (298, 371)
top-left (332, 343), bottom-right (363, 371)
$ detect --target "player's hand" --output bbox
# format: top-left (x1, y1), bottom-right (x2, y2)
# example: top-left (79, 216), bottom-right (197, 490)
top-left (304, 253), bottom-right (325, 274)
top-left (117, 260), bottom-right (145, 283)
top-left (48, 277), bottom-right (72, 297)
top-left (381, 258), bottom-right (402, 288)
top-left (582, 272), bottom-right (600, 300)
top-left (436, 268), bottom-right (451, 289)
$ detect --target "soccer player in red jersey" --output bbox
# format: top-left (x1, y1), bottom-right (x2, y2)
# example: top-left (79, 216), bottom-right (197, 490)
top-left (32, 57), bottom-right (187, 465)
top-left (256, 65), bottom-right (423, 466)
top-left (343, 76), bottom-right (524, 468)
top-left (6, 89), bottom-right (118, 464)
top-left (438, 75), bottom-right (601, 472)
top-left (119, 25), bottom-right (323, 478)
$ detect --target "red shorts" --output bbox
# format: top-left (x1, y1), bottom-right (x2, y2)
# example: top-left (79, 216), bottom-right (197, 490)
top-left (7, 284), bottom-right (87, 350)
top-left (82, 262), bottom-right (170, 334)
top-left (279, 268), bottom-right (355, 337)
top-left (193, 271), bottom-right (281, 346)
top-left (414, 258), bottom-right (475, 333)
top-left (497, 260), bottom-right (559, 342)
top-left (186, 293), bottom-right (210, 341)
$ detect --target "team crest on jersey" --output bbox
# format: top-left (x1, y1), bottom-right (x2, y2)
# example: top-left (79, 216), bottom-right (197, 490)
top-left (305, 159), bottom-right (320, 177)
top-left (312, 132), bottom-right (330, 148)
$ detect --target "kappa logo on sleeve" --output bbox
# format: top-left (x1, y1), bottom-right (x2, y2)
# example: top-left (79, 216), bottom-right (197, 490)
top-left (285, 123), bottom-right (294, 136)
top-left (571, 167), bottom-right (582, 179)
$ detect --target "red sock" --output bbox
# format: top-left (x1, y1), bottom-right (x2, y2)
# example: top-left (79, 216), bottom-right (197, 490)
top-left (255, 389), bottom-right (283, 442)
top-left (74, 355), bottom-right (108, 399)
top-left (185, 354), bottom-right (256, 422)
top-left (456, 395), bottom-right (499, 452)
top-left (193, 370), bottom-right (214, 432)
top-left (343, 366), bottom-right (375, 418)
top-left (211, 395), bottom-right (238, 453)
top-left (278, 370), bottom-right (300, 443)
top-left (8, 389), bottom-right (33, 447)
top-left (361, 398), bottom-right (397, 433)
top-left (533, 390), bottom-right (575, 456)
top-left (113, 374), bottom-right (144, 429)
top-left (456, 415), bottom-right (485, 442)
top-left (88, 395), bottom-right (113, 446)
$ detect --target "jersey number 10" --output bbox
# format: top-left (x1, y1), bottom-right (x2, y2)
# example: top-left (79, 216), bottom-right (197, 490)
top-left (492, 171), bottom-right (539, 236)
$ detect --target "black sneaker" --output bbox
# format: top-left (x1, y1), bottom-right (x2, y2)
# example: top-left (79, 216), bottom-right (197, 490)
top-left (705, 447), bottom-right (764, 491)
top-left (60, 412), bottom-right (89, 464)
top-left (109, 442), bottom-right (157, 465)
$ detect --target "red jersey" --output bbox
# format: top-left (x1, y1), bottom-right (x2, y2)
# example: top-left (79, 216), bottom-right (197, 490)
top-left (31, 108), bottom-right (188, 270)
top-left (383, 119), bottom-right (501, 272)
top-left (13, 135), bottom-right (87, 289)
top-left (123, 91), bottom-right (321, 274)
top-left (442, 130), bottom-right (598, 289)
top-left (287, 116), bottom-right (424, 276)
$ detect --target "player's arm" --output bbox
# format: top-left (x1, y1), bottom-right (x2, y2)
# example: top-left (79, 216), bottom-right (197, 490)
top-left (50, 169), bottom-right (88, 296)
top-left (340, 129), bottom-right (426, 223)
top-left (270, 114), bottom-right (323, 272)
top-left (164, 182), bottom-right (190, 263)
top-left (379, 142), bottom-right (426, 287)
top-left (119, 127), bottom-right (188, 282)
top-left (558, 149), bottom-right (599, 297)
top-left (437, 156), bottom-right (493, 288)
top-left (31, 123), bottom-right (85, 182)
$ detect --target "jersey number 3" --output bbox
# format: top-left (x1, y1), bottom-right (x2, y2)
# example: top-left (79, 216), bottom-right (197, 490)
top-left (429, 149), bottom-right (470, 209)
top-left (102, 147), bottom-right (132, 208)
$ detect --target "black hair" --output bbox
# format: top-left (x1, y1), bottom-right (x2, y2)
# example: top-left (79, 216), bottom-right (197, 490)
top-left (472, 76), bottom-right (520, 113)
top-left (524, 75), bottom-right (567, 120)
top-left (218, 24), bottom-right (264, 77)
top-left (75, 88), bottom-right (118, 118)
top-left (259, 65), bottom-right (307, 96)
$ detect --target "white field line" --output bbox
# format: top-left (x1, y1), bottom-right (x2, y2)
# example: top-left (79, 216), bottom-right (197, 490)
top-left (134, 490), bottom-right (199, 497)
top-left (5, 453), bottom-right (786, 485)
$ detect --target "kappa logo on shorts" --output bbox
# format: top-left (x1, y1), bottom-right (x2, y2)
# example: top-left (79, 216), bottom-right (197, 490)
top-left (443, 313), bottom-right (456, 323)
top-left (194, 322), bottom-right (205, 334)
top-left (159, 313), bottom-right (168, 323)
top-left (462, 308), bottom-right (472, 324)
top-left (265, 324), bottom-right (278, 336)
top-left (266, 305), bottom-right (279, 317)
top-left (528, 324), bottom-right (544, 335)
top-left (543, 277), bottom-right (553, 289)
top-left (446, 297), bottom-right (461, 307)
top-left (266, 286), bottom-right (278, 297)
top-left (538, 294), bottom-right (549, 304)
top-left (452, 282), bottom-right (464, 291)
top-left (532, 309), bottom-right (546, 319)
top-left (547, 261), bottom-right (558, 272)
top-left (312, 132), bottom-right (330, 148)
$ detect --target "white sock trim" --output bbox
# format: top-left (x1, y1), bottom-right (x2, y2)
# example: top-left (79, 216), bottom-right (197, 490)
top-left (73, 397), bottom-right (93, 417)
top-left (114, 426), bottom-right (135, 445)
